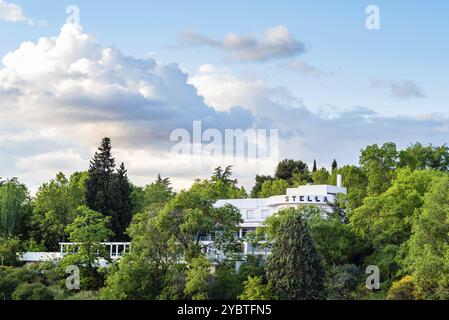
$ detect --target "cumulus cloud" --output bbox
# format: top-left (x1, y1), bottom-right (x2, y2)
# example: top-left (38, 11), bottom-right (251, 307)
top-left (0, 25), bottom-right (446, 194)
top-left (190, 67), bottom-right (449, 169)
top-left (0, 0), bottom-right (33, 25)
top-left (370, 78), bottom-right (426, 99)
top-left (180, 26), bottom-right (305, 62)
top-left (0, 24), bottom-right (263, 191)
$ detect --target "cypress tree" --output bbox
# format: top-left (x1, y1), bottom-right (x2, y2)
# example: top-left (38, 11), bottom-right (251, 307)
top-left (313, 160), bottom-right (317, 172)
top-left (266, 208), bottom-right (326, 300)
top-left (332, 159), bottom-right (338, 172)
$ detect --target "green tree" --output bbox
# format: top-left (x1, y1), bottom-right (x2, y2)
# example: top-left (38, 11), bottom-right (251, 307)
top-left (312, 168), bottom-right (330, 185)
top-left (330, 165), bottom-right (367, 212)
top-left (61, 206), bottom-right (113, 290)
top-left (399, 143), bottom-right (449, 171)
top-left (259, 179), bottom-right (290, 198)
top-left (239, 276), bottom-right (271, 300)
top-left (250, 175), bottom-right (273, 198)
top-left (31, 172), bottom-right (87, 250)
top-left (101, 204), bottom-right (177, 300)
top-left (359, 142), bottom-right (398, 195)
top-left (403, 175), bottom-right (449, 299)
top-left (0, 178), bottom-right (30, 237)
top-left (275, 159), bottom-right (309, 181)
top-left (313, 160), bottom-right (317, 172)
top-left (0, 236), bottom-right (21, 266)
top-left (265, 207), bottom-right (326, 300)
top-left (86, 138), bottom-right (133, 240)
top-left (131, 177), bottom-right (174, 214)
top-left (184, 255), bottom-right (211, 300)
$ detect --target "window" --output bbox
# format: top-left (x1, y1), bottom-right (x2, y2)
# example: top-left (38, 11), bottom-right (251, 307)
top-left (246, 210), bottom-right (258, 220)
top-left (261, 210), bottom-right (270, 219)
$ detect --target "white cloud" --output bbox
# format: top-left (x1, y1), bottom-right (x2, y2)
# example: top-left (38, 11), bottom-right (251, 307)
top-left (0, 0), bottom-right (33, 25)
top-left (180, 26), bottom-right (305, 62)
top-left (0, 25), bottom-right (447, 194)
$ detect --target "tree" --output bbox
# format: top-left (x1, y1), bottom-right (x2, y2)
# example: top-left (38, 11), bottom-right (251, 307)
top-left (330, 165), bottom-right (367, 212)
top-left (184, 255), bottom-right (211, 300)
top-left (86, 138), bottom-right (133, 240)
top-left (131, 177), bottom-right (174, 214)
top-left (0, 178), bottom-right (30, 237)
top-left (403, 175), bottom-right (449, 299)
top-left (239, 276), bottom-right (271, 300)
top-left (0, 236), bottom-right (21, 266)
top-left (312, 168), bottom-right (330, 185)
top-left (399, 143), bottom-right (449, 171)
top-left (250, 175), bottom-right (273, 198)
top-left (265, 207), bottom-right (326, 300)
top-left (259, 179), bottom-right (290, 198)
top-left (313, 160), bottom-right (317, 172)
top-left (101, 204), bottom-right (177, 300)
top-left (275, 159), bottom-right (309, 181)
top-left (108, 163), bottom-right (133, 240)
top-left (61, 206), bottom-right (113, 290)
top-left (332, 159), bottom-right (338, 172)
top-left (387, 275), bottom-right (418, 300)
top-left (31, 172), bottom-right (87, 250)
top-left (359, 142), bottom-right (398, 195)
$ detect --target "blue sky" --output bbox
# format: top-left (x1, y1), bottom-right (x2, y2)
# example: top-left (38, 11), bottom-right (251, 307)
top-left (1, 0), bottom-right (448, 191)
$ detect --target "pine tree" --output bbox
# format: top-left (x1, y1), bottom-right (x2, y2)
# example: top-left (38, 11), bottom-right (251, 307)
top-left (266, 208), bottom-right (326, 300)
top-left (313, 160), bottom-right (317, 172)
top-left (332, 159), bottom-right (338, 172)
top-left (110, 163), bottom-right (133, 240)
top-left (87, 138), bottom-right (116, 216)
top-left (86, 138), bottom-right (132, 240)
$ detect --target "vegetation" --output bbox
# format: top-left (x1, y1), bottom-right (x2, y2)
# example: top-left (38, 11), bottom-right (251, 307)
top-left (2, 139), bottom-right (449, 300)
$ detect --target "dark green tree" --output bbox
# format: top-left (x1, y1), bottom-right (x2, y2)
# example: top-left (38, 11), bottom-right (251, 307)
top-left (313, 160), bottom-right (317, 172)
top-left (275, 159), bottom-right (309, 181)
top-left (86, 138), bottom-right (133, 240)
top-left (266, 208), bottom-right (326, 300)
top-left (332, 159), bottom-right (338, 172)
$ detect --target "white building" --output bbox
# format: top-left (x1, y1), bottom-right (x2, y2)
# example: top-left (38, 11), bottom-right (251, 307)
top-left (208, 174), bottom-right (347, 259)
top-left (215, 174), bottom-right (346, 237)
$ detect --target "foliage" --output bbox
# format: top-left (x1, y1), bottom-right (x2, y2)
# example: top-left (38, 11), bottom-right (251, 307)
top-left (359, 142), bottom-right (398, 196)
top-left (184, 255), bottom-right (211, 300)
top-left (0, 236), bottom-right (21, 266)
top-left (387, 275), bottom-right (418, 300)
top-left (239, 276), bottom-right (272, 300)
top-left (259, 179), bottom-right (290, 198)
top-left (86, 137), bottom-right (133, 240)
top-left (60, 205), bottom-right (113, 290)
top-left (402, 175), bottom-right (449, 299)
top-left (0, 178), bottom-right (31, 237)
top-left (265, 207), bottom-right (326, 300)
top-left (31, 172), bottom-right (87, 251)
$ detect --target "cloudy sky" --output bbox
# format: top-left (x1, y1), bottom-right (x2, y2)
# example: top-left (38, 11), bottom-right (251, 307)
top-left (1, 0), bottom-right (448, 193)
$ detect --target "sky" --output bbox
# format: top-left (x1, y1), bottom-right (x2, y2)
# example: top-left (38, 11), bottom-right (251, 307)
top-left (0, 0), bottom-right (448, 193)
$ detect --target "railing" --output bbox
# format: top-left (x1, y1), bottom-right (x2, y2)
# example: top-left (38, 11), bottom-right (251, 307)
top-left (59, 242), bottom-right (131, 259)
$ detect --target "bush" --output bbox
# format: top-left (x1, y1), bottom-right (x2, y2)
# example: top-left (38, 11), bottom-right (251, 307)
top-left (387, 276), bottom-right (418, 300)
top-left (12, 282), bottom-right (54, 300)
